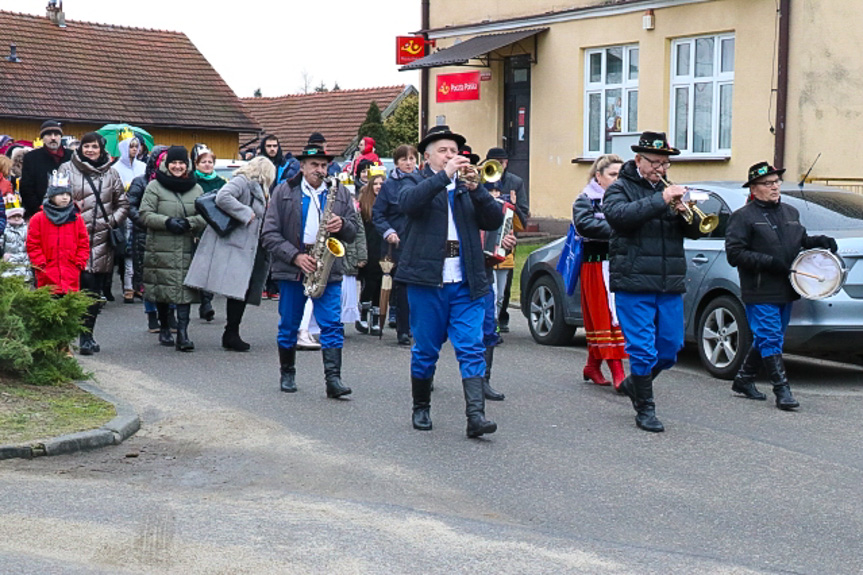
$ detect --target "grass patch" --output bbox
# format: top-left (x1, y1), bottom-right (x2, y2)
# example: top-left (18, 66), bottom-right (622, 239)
top-left (512, 240), bottom-right (554, 303)
top-left (0, 375), bottom-right (115, 445)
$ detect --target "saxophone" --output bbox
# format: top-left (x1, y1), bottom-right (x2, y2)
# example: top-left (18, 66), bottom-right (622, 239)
top-left (303, 175), bottom-right (346, 298)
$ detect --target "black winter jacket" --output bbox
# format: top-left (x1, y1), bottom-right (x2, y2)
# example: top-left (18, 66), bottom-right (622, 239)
top-left (19, 146), bottom-right (73, 218)
top-left (395, 166), bottom-right (504, 300)
top-left (372, 169), bottom-right (422, 261)
top-left (573, 190), bottom-right (612, 260)
top-left (725, 198), bottom-right (833, 304)
top-left (603, 160), bottom-right (702, 293)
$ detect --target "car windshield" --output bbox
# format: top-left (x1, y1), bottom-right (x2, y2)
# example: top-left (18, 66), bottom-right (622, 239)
top-left (782, 191), bottom-right (863, 230)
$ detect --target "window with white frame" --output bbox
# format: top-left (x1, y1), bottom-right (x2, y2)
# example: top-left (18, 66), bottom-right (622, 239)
top-left (670, 34), bottom-right (735, 155)
top-left (584, 45), bottom-right (639, 155)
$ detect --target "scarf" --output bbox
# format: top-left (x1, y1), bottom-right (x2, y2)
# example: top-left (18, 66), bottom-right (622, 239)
top-left (75, 147), bottom-right (111, 168)
top-left (156, 168), bottom-right (198, 193)
top-left (42, 198), bottom-right (78, 226)
top-left (584, 179), bottom-right (606, 201)
top-left (47, 146), bottom-right (66, 165)
top-left (195, 170), bottom-right (219, 181)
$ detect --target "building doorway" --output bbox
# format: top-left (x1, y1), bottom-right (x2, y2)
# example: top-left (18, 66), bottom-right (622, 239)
top-left (503, 54), bottom-right (531, 201)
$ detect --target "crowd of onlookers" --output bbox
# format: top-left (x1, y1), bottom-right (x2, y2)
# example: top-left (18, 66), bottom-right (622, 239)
top-left (0, 120), bottom-right (430, 356)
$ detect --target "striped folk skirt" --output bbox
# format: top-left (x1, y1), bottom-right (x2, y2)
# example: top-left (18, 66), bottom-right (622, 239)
top-left (580, 260), bottom-right (627, 360)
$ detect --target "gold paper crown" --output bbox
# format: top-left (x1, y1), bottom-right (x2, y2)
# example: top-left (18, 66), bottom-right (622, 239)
top-left (367, 165), bottom-right (386, 178)
top-left (4, 192), bottom-right (21, 210)
top-left (119, 127), bottom-right (135, 142)
top-left (33, 137), bottom-right (44, 148)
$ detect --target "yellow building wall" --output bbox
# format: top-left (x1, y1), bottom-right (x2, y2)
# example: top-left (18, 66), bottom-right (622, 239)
top-left (0, 119), bottom-right (243, 161)
top-left (430, 0), bottom-right (613, 29)
top-left (785, 0), bottom-right (863, 183)
top-left (427, 0), bottom-right (785, 219)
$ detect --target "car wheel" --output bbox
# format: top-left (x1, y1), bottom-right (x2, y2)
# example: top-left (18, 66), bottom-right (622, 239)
top-left (527, 275), bottom-right (576, 346)
top-left (696, 295), bottom-right (753, 380)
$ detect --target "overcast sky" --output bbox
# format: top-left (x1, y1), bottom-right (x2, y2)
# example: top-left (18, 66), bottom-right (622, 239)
top-left (1, 0), bottom-right (421, 97)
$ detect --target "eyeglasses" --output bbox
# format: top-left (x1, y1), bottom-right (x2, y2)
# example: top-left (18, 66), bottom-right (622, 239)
top-left (756, 179), bottom-right (782, 188)
top-left (641, 157), bottom-right (671, 169)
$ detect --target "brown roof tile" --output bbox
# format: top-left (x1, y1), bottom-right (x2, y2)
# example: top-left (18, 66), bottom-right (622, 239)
top-left (0, 10), bottom-right (259, 132)
top-left (241, 85), bottom-right (414, 155)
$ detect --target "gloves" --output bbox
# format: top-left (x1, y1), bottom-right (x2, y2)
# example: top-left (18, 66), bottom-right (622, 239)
top-left (819, 236), bottom-right (838, 253)
top-left (165, 217), bottom-right (190, 235)
top-left (768, 256), bottom-right (790, 275)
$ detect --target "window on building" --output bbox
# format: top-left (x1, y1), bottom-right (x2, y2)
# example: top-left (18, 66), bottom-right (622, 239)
top-left (584, 45), bottom-right (639, 155)
top-left (670, 34), bottom-right (734, 155)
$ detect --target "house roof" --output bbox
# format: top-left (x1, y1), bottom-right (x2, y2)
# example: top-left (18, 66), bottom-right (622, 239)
top-left (241, 85), bottom-right (415, 156)
top-left (0, 10), bottom-right (259, 132)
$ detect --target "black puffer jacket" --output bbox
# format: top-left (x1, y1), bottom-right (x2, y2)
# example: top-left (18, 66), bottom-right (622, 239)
top-left (725, 198), bottom-right (834, 304)
top-left (572, 187), bottom-right (611, 260)
top-left (603, 160), bottom-right (701, 293)
top-left (395, 166), bottom-right (504, 300)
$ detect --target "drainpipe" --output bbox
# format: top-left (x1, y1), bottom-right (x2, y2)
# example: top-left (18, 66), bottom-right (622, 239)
top-left (421, 0), bottom-right (430, 137)
top-left (774, 0), bottom-right (790, 169)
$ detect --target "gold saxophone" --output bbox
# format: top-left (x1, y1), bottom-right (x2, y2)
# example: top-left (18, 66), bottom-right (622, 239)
top-left (303, 175), bottom-right (346, 298)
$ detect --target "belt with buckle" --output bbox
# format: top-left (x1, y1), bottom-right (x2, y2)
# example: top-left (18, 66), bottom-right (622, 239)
top-left (445, 240), bottom-right (460, 258)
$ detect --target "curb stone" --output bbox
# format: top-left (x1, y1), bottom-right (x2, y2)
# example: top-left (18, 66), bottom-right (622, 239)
top-left (0, 380), bottom-right (140, 461)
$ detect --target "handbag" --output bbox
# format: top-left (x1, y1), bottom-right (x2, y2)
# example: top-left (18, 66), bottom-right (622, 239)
top-left (556, 223), bottom-right (583, 296)
top-left (85, 173), bottom-right (127, 258)
top-left (195, 192), bottom-right (239, 238)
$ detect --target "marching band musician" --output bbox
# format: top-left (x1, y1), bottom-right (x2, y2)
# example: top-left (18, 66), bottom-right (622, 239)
top-left (261, 144), bottom-right (357, 398)
top-left (396, 126), bottom-right (504, 438)
top-left (725, 162), bottom-right (837, 410)
top-left (603, 131), bottom-right (704, 433)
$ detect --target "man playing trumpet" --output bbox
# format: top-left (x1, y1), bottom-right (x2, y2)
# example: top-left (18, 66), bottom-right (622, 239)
top-left (603, 131), bottom-right (705, 432)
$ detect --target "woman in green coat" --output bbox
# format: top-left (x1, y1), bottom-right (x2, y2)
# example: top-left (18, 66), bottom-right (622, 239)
top-left (139, 146), bottom-right (206, 352)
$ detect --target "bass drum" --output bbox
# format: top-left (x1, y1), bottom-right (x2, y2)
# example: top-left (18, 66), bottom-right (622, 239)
top-left (789, 249), bottom-right (847, 300)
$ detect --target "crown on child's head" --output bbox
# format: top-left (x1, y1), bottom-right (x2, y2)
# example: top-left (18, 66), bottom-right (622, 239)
top-left (49, 170), bottom-right (70, 188)
top-left (4, 192), bottom-right (21, 210)
top-left (33, 137), bottom-right (44, 148)
top-left (119, 127), bottom-right (135, 142)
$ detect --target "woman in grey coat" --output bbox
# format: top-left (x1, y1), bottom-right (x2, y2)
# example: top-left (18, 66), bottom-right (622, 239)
top-left (184, 157), bottom-right (276, 351)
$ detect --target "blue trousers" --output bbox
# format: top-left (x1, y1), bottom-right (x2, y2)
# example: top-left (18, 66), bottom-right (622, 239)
top-left (745, 303), bottom-right (792, 357)
top-left (614, 291), bottom-right (684, 377)
top-left (277, 280), bottom-right (343, 349)
top-left (482, 288), bottom-right (500, 347)
top-left (408, 281), bottom-right (486, 380)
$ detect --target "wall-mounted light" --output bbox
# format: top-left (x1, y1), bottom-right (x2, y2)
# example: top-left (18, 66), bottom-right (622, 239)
top-left (643, 9), bottom-right (656, 31)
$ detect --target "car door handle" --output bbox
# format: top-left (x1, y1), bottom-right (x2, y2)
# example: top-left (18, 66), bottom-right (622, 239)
top-left (691, 254), bottom-right (710, 264)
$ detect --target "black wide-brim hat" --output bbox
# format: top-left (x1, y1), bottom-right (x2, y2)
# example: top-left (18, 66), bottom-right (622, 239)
top-left (417, 125), bottom-right (466, 155)
top-left (631, 131), bottom-right (680, 156)
top-left (459, 144), bottom-right (480, 165)
top-left (297, 144), bottom-right (334, 162)
top-left (743, 161), bottom-right (786, 188)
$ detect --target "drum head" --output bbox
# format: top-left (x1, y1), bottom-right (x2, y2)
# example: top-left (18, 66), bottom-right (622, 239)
top-left (789, 249), bottom-right (846, 300)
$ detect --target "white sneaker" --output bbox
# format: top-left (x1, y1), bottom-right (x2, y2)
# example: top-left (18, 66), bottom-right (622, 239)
top-left (297, 329), bottom-right (321, 350)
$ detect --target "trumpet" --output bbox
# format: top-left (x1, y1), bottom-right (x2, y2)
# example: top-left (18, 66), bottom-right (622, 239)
top-left (458, 159), bottom-right (504, 185)
top-left (659, 176), bottom-right (719, 234)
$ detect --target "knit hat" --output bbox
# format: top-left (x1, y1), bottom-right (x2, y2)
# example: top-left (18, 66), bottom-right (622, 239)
top-left (308, 132), bottom-right (326, 146)
top-left (39, 120), bottom-right (63, 137)
top-left (165, 145), bottom-right (190, 165)
top-left (45, 170), bottom-right (71, 198)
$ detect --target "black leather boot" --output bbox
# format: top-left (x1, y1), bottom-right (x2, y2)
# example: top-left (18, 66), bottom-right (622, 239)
top-left (322, 348), bottom-right (351, 398)
top-left (482, 346), bottom-right (505, 401)
top-left (78, 332), bottom-right (96, 356)
top-left (157, 303), bottom-right (174, 346)
top-left (731, 346), bottom-right (767, 400)
top-left (411, 376), bottom-right (433, 430)
top-left (222, 299), bottom-right (250, 351)
top-left (355, 301), bottom-right (370, 334)
top-left (633, 374), bottom-right (664, 432)
top-left (199, 291), bottom-right (215, 321)
top-left (174, 304), bottom-right (194, 352)
top-left (369, 306), bottom-right (382, 336)
top-left (463, 377), bottom-right (497, 438)
top-left (763, 354), bottom-right (799, 410)
top-left (279, 346), bottom-right (297, 393)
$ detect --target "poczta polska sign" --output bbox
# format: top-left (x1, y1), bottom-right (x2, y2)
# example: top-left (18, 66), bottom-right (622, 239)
top-left (436, 71), bottom-right (481, 103)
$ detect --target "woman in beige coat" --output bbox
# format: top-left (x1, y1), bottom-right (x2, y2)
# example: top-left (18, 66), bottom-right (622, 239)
top-left (185, 157), bottom-right (275, 351)
top-left (59, 131), bottom-right (128, 355)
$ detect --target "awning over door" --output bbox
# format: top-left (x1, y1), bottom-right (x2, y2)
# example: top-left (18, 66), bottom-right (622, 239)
top-left (399, 28), bottom-right (547, 71)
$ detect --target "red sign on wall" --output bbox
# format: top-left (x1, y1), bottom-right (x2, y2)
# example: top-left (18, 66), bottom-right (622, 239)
top-left (396, 36), bottom-right (426, 65)
top-left (436, 71), bottom-right (481, 103)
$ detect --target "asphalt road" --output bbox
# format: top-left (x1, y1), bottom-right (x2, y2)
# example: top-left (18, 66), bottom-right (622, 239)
top-left (2, 294), bottom-right (863, 574)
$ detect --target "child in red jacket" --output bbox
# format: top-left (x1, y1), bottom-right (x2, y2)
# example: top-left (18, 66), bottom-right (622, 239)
top-left (27, 173), bottom-right (89, 295)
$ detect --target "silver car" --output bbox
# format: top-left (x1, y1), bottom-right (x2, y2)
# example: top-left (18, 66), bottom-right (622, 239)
top-left (520, 182), bottom-right (863, 379)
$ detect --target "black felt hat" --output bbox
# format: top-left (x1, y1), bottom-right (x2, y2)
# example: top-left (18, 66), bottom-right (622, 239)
top-left (743, 161), bottom-right (786, 188)
top-left (417, 125), bottom-right (466, 154)
top-left (296, 144), bottom-right (334, 161)
top-left (459, 144), bottom-right (480, 165)
top-left (631, 131), bottom-right (680, 156)
top-left (308, 132), bottom-right (327, 145)
top-left (485, 147), bottom-right (508, 161)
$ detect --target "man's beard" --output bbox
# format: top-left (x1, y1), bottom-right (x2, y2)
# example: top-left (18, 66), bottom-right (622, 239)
top-left (45, 141), bottom-right (60, 150)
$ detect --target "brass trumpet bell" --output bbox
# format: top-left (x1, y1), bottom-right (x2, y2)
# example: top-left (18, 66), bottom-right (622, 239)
top-left (459, 159), bottom-right (504, 184)
top-left (682, 203), bottom-right (719, 234)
